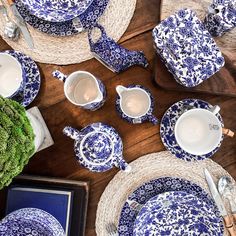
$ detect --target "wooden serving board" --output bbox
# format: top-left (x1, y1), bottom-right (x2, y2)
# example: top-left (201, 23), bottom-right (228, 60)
top-left (154, 0), bottom-right (236, 97)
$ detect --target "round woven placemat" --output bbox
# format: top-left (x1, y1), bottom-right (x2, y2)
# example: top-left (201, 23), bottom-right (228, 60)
top-left (96, 151), bottom-right (235, 236)
top-left (0, 0), bottom-right (136, 65)
top-left (161, 0), bottom-right (236, 49)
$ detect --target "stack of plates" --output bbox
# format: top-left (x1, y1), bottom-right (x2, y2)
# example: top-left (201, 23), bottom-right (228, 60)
top-left (118, 177), bottom-right (224, 235)
top-left (15, 0), bottom-right (110, 36)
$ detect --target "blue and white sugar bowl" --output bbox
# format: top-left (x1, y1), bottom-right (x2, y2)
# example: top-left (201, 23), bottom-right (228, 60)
top-left (115, 85), bottom-right (158, 125)
top-left (63, 123), bottom-right (131, 172)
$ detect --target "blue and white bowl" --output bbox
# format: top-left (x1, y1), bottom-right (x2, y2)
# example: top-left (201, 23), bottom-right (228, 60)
top-left (152, 8), bottom-right (225, 87)
top-left (63, 123), bottom-right (131, 172)
top-left (0, 208), bottom-right (65, 236)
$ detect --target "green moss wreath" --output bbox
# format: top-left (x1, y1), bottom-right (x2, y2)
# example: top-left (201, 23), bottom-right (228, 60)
top-left (0, 97), bottom-right (35, 189)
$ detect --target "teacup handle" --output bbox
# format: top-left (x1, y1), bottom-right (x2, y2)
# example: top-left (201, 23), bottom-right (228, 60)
top-left (52, 70), bottom-right (67, 83)
top-left (63, 126), bottom-right (81, 140)
top-left (116, 157), bottom-right (132, 173)
top-left (209, 105), bottom-right (221, 115)
top-left (148, 115), bottom-right (159, 125)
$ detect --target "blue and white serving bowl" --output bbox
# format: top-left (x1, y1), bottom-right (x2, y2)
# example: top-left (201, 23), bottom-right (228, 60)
top-left (15, 0), bottom-right (109, 36)
top-left (118, 177), bottom-right (224, 236)
top-left (160, 99), bottom-right (224, 161)
top-left (63, 123), bottom-right (131, 172)
top-left (0, 208), bottom-right (65, 236)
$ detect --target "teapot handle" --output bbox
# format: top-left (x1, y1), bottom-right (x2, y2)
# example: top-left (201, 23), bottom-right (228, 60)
top-left (116, 157), bottom-right (132, 172)
top-left (63, 126), bottom-right (81, 140)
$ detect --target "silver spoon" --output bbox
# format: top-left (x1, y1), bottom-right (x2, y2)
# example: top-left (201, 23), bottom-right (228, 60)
top-left (0, 2), bottom-right (20, 41)
top-left (218, 176), bottom-right (236, 222)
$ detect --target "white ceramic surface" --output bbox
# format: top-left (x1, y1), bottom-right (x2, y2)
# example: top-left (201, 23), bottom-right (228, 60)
top-left (175, 108), bottom-right (222, 155)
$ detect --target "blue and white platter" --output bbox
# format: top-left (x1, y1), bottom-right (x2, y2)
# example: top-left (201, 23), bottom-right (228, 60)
top-left (22, 0), bottom-right (94, 22)
top-left (5, 50), bottom-right (41, 107)
top-left (15, 0), bottom-right (109, 36)
top-left (160, 98), bottom-right (224, 161)
top-left (133, 191), bottom-right (222, 236)
top-left (0, 208), bottom-right (65, 236)
top-left (118, 177), bottom-right (224, 236)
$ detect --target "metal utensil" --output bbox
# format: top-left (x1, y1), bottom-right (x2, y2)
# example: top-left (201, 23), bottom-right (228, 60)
top-left (7, 0), bottom-right (34, 49)
top-left (106, 223), bottom-right (118, 236)
top-left (205, 169), bottom-right (236, 236)
top-left (218, 176), bottom-right (236, 221)
top-left (0, 1), bottom-right (19, 40)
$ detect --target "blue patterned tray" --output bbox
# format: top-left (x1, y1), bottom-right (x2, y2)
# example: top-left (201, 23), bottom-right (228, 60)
top-left (160, 98), bottom-right (224, 161)
top-left (118, 177), bottom-right (224, 236)
top-left (15, 0), bottom-right (109, 36)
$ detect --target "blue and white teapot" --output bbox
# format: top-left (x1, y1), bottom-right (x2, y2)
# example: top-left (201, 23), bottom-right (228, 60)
top-left (63, 123), bottom-right (131, 172)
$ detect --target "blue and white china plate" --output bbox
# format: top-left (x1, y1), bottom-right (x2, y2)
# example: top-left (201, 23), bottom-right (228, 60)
top-left (0, 208), bottom-right (65, 236)
top-left (5, 50), bottom-right (41, 107)
top-left (22, 0), bottom-right (94, 22)
top-left (15, 0), bottom-right (109, 36)
top-left (118, 177), bottom-right (224, 236)
top-left (133, 191), bottom-right (222, 236)
top-left (160, 99), bottom-right (224, 161)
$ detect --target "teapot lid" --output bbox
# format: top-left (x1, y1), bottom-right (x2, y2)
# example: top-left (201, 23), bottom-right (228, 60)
top-left (80, 131), bottom-right (114, 165)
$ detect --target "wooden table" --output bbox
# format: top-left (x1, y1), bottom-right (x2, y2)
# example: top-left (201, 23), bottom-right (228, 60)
top-left (0, 0), bottom-right (236, 235)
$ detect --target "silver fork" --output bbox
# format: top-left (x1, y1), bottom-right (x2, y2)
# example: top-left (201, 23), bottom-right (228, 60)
top-left (106, 223), bottom-right (118, 236)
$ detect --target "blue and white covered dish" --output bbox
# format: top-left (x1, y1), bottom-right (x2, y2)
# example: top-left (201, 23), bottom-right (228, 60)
top-left (63, 123), bottom-right (131, 172)
top-left (204, 0), bottom-right (236, 37)
top-left (152, 8), bottom-right (225, 87)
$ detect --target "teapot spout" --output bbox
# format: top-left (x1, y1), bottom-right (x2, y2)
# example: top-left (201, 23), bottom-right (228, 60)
top-left (116, 85), bottom-right (127, 97)
top-left (116, 157), bottom-right (132, 172)
top-left (63, 126), bottom-right (81, 140)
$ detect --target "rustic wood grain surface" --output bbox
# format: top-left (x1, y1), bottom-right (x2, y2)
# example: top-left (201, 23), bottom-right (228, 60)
top-left (0, 0), bottom-right (236, 235)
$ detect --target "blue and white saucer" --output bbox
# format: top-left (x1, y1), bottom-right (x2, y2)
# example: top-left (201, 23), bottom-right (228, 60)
top-left (118, 177), bottom-right (224, 236)
top-left (5, 50), bottom-right (41, 107)
top-left (133, 191), bottom-right (222, 236)
top-left (15, 0), bottom-right (109, 36)
top-left (160, 99), bottom-right (224, 161)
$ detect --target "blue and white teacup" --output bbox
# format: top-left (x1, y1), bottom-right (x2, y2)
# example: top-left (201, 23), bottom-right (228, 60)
top-left (204, 0), bottom-right (236, 37)
top-left (52, 70), bottom-right (106, 111)
top-left (0, 52), bottom-right (26, 101)
top-left (115, 85), bottom-right (158, 125)
top-left (63, 123), bottom-right (131, 173)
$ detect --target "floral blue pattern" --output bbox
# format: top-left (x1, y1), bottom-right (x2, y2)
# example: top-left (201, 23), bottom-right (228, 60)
top-left (5, 50), bottom-right (41, 107)
top-left (160, 99), bottom-right (224, 161)
top-left (0, 208), bottom-right (65, 236)
top-left (15, 0), bottom-right (109, 36)
top-left (204, 0), bottom-right (236, 37)
top-left (115, 85), bottom-right (158, 125)
top-left (152, 8), bottom-right (225, 87)
top-left (63, 123), bottom-right (131, 172)
top-left (118, 177), bottom-right (224, 236)
top-left (133, 191), bottom-right (223, 236)
top-left (88, 24), bottom-right (149, 73)
top-left (22, 0), bottom-right (94, 22)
